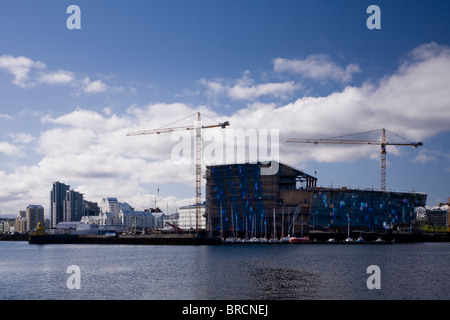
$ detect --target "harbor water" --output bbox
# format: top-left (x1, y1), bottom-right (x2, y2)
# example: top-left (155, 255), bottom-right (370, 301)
top-left (0, 241), bottom-right (449, 300)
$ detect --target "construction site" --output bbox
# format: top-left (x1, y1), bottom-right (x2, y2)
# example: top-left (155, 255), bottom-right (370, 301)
top-left (124, 115), bottom-right (445, 242)
top-left (205, 161), bottom-right (427, 240)
top-left (125, 115), bottom-right (439, 241)
top-left (202, 128), bottom-right (435, 242)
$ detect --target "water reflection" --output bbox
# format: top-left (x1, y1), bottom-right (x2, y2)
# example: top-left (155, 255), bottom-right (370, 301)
top-left (1, 242), bottom-right (449, 300)
top-left (247, 265), bottom-right (320, 300)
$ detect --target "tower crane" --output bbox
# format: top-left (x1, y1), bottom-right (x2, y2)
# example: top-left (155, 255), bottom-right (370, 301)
top-left (287, 128), bottom-right (423, 191)
top-left (127, 112), bottom-right (230, 233)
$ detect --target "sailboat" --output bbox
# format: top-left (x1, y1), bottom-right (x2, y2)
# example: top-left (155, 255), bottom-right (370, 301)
top-left (280, 206), bottom-right (291, 243)
top-left (225, 207), bottom-right (241, 242)
top-left (345, 213), bottom-right (353, 242)
top-left (289, 211), bottom-right (310, 244)
top-left (249, 213), bottom-right (259, 242)
top-left (269, 208), bottom-right (279, 243)
top-left (242, 212), bottom-right (250, 242)
top-left (259, 210), bottom-right (268, 242)
top-left (219, 202), bottom-right (224, 242)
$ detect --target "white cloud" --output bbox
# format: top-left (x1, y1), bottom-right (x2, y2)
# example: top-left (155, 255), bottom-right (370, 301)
top-left (41, 109), bottom-right (127, 131)
top-left (0, 54), bottom-right (114, 95)
top-left (0, 55), bottom-right (45, 87)
top-left (413, 150), bottom-right (436, 164)
top-left (273, 54), bottom-right (361, 82)
top-left (38, 70), bottom-right (74, 85)
top-left (0, 142), bottom-right (22, 156)
top-left (82, 77), bottom-right (109, 93)
top-left (103, 107), bottom-right (113, 115)
top-left (228, 81), bottom-right (299, 100)
top-left (9, 133), bottom-right (35, 144)
top-left (201, 70), bottom-right (300, 100)
top-left (0, 113), bottom-right (13, 120)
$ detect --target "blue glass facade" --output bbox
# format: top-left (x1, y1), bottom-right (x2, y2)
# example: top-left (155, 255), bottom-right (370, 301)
top-left (310, 188), bottom-right (427, 232)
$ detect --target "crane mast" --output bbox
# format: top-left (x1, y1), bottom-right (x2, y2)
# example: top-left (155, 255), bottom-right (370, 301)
top-left (127, 112), bottom-right (230, 233)
top-left (287, 128), bottom-right (422, 191)
top-left (195, 112), bottom-right (202, 233)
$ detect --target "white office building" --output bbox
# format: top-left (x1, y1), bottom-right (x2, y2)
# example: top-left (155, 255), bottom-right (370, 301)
top-left (99, 198), bottom-right (134, 226)
top-left (119, 209), bottom-right (155, 230)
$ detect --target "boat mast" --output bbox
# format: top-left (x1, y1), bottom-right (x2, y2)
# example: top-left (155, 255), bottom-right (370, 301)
top-left (273, 208), bottom-right (276, 239)
top-left (301, 214), bottom-right (303, 238)
top-left (245, 211), bottom-right (248, 240)
top-left (220, 201), bottom-right (223, 239)
top-left (347, 205), bottom-right (352, 239)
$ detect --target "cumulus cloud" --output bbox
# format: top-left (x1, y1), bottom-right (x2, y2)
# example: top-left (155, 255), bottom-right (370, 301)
top-left (201, 70), bottom-right (300, 100)
top-left (0, 55), bottom-right (45, 87)
top-left (41, 109), bottom-right (128, 131)
top-left (0, 54), bottom-right (112, 94)
top-left (38, 70), bottom-right (74, 85)
top-left (8, 133), bottom-right (35, 144)
top-left (273, 53), bottom-right (361, 82)
top-left (0, 142), bottom-right (23, 156)
top-left (413, 150), bottom-right (436, 164)
top-left (81, 77), bottom-right (109, 94)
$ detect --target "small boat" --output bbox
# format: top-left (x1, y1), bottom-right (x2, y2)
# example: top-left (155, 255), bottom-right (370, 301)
top-left (356, 236), bottom-right (366, 242)
top-left (327, 238), bottom-right (336, 242)
top-left (345, 237), bottom-right (354, 242)
top-left (289, 236), bottom-right (311, 244)
top-left (269, 209), bottom-right (279, 243)
top-left (289, 208), bottom-right (310, 243)
top-left (375, 237), bottom-right (385, 243)
top-left (269, 236), bottom-right (279, 243)
top-left (250, 237), bottom-right (259, 243)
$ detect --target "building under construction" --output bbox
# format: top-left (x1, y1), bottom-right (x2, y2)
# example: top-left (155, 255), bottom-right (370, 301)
top-left (205, 161), bottom-right (427, 238)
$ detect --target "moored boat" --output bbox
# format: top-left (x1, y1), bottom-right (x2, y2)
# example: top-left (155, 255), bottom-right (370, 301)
top-left (289, 236), bottom-right (311, 244)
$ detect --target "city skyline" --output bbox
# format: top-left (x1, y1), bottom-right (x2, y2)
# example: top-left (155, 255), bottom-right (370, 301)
top-left (0, 1), bottom-right (449, 219)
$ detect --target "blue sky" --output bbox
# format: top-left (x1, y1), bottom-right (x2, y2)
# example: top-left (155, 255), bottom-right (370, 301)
top-left (0, 0), bottom-right (449, 217)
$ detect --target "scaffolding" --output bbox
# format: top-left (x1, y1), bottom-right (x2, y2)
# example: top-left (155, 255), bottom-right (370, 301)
top-left (205, 161), bottom-right (317, 238)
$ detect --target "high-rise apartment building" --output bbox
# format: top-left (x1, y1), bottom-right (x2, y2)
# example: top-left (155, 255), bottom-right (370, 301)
top-left (84, 200), bottom-right (99, 216)
top-left (64, 189), bottom-right (84, 222)
top-left (26, 205), bottom-right (44, 231)
top-left (50, 181), bottom-right (70, 228)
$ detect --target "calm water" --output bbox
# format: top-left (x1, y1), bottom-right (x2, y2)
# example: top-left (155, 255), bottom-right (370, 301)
top-left (0, 241), bottom-right (449, 300)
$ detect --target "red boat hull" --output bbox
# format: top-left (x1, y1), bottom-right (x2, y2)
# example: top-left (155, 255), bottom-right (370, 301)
top-left (289, 236), bottom-right (311, 244)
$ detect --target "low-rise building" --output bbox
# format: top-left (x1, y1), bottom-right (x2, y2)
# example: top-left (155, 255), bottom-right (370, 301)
top-left (119, 209), bottom-right (155, 230)
top-left (178, 203), bottom-right (206, 231)
top-left (15, 211), bottom-right (27, 233)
